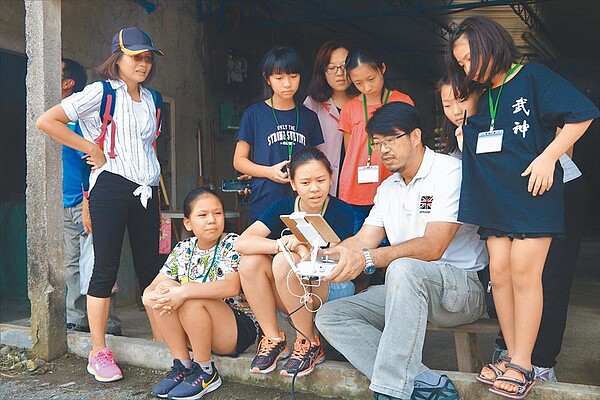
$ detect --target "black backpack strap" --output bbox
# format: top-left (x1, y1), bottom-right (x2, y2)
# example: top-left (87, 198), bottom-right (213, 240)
top-left (146, 87), bottom-right (163, 139)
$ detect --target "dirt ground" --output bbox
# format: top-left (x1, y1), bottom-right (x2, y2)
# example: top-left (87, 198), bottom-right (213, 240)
top-left (0, 350), bottom-right (346, 400)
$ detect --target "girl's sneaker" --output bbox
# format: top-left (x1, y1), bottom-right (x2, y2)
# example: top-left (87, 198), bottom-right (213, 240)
top-left (280, 336), bottom-right (325, 377)
top-left (87, 347), bottom-right (123, 382)
top-left (250, 332), bottom-right (290, 374)
top-left (151, 359), bottom-right (188, 398)
top-left (167, 361), bottom-right (221, 400)
top-left (533, 365), bottom-right (557, 382)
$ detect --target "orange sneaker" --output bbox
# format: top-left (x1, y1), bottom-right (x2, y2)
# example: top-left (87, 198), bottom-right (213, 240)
top-left (280, 336), bottom-right (325, 377)
top-left (250, 332), bottom-right (290, 374)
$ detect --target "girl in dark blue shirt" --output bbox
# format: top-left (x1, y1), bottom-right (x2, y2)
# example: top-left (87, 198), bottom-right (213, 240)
top-left (233, 46), bottom-right (324, 223)
top-left (447, 16), bottom-right (599, 399)
top-left (236, 147), bottom-right (353, 378)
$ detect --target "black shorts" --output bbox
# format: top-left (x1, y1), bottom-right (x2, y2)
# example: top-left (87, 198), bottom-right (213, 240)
top-left (230, 308), bottom-right (257, 357)
top-left (478, 227), bottom-right (565, 240)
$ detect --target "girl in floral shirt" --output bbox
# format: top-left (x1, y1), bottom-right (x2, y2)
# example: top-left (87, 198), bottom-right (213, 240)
top-left (142, 187), bottom-right (256, 400)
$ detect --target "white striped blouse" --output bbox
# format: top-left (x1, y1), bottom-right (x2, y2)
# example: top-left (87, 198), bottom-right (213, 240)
top-left (61, 79), bottom-right (160, 207)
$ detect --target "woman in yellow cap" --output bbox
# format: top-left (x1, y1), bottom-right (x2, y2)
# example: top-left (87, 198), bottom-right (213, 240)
top-left (37, 27), bottom-right (164, 382)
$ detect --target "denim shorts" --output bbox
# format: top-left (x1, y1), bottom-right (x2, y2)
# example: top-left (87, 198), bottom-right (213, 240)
top-left (327, 281), bottom-right (355, 302)
top-left (275, 280), bottom-right (355, 319)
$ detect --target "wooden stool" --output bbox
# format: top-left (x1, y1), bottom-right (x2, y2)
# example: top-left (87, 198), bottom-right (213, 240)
top-left (427, 318), bottom-right (499, 373)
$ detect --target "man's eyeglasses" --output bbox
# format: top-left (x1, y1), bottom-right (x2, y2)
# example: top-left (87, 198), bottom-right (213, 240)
top-left (371, 132), bottom-right (410, 150)
top-left (129, 54), bottom-right (154, 63)
top-left (324, 65), bottom-right (346, 75)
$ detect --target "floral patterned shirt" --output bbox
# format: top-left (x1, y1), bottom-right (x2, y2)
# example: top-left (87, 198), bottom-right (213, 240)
top-left (160, 233), bottom-right (256, 328)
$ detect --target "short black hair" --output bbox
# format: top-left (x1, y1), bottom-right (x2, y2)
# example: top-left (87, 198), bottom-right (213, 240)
top-left (289, 146), bottom-right (332, 180)
top-left (61, 57), bottom-right (87, 93)
top-left (261, 46), bottom-right (303, 98)
top-left (366, 102), bottom-right (422, 143)
top-left (182, 187), bottom-right (223, 218)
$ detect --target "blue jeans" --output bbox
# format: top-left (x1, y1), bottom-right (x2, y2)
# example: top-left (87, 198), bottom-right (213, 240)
top-left (315, 258), bottom-right (486, 399)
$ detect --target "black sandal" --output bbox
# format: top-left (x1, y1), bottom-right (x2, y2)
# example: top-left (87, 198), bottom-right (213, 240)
top-left (489, 362), bottom-right (536, 399)
top-left (476, 354), bottom-right (511, 385)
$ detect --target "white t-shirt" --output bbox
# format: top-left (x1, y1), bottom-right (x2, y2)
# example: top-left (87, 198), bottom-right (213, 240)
top-left (61, 79), bottom-right (160, 206)
top-left (364, 147), bottom-right (488, 272)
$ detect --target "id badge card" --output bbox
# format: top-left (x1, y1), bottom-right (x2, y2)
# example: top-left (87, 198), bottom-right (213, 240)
top-left (357, 165), bottom-right (379, 183)
top-left (476, 129), bottom-right (503, 154)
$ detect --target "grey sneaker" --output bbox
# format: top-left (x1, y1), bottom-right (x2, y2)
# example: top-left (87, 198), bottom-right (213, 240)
top-left (533, 365), bottom-right (557, 382)
top-left (411, 375), bottom-right (461, 400)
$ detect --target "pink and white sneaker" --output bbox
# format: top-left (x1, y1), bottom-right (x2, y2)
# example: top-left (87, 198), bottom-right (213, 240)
top-left (87, 347), bottom-right (123, 382)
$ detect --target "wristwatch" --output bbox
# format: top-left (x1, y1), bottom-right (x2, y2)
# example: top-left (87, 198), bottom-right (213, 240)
top-left (362, 248), bottom-right (376, 275)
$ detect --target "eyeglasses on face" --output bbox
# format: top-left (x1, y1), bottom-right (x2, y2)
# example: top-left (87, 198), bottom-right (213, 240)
top-left (128, 54), bottom-right (154, 63)
top-left (371, 132), bottom-right (410, 150)
top-left (324, 65), bottom-right (346, 75)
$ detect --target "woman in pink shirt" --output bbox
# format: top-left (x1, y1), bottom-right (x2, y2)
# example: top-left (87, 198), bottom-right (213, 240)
top-left (304, 40), bottom-right (355, 196)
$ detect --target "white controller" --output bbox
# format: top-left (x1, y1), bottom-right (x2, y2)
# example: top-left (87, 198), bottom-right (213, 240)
top-left (277, 239), bottom-right (337, 283)
top-left (296, 256), bottom-right (337, 278)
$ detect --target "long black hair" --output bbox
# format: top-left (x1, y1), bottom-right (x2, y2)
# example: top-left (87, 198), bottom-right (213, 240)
top-left (345, 47), bottom-right (387, 101)
top-left (446, 16), bottom-right (521, 98)
top-left (437, 76), bottom-right (459, 155)
top-left (307, 40), bottom-right (351, 102)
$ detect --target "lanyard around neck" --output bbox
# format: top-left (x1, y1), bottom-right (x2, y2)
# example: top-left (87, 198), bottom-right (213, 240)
top-left (270, 96), bottom-right (299, 160)
top-left (187, 235), bottom-right (222, 283)
top-left (363, 89), bottom-right (391, 160)
top-left (488, 63), bottom-right (521, 131)
top-left (296, 195), bottom-right (328, 216)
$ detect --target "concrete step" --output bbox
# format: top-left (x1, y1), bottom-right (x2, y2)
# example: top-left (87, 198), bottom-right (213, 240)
top-left (2, 323), bottom-right (599, 399)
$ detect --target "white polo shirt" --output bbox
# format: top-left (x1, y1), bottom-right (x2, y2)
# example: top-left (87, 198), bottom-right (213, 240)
top-left (364, 147), bottom-right (488, 272)
top-left (61, 79), bottom-right (160, 206)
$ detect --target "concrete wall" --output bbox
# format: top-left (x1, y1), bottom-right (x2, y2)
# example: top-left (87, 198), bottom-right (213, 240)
top-left (0, 0), bottom-right (26, 54)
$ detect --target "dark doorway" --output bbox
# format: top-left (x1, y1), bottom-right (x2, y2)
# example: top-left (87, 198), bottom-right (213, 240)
top-left (0, 50), bottom-right (27, 300)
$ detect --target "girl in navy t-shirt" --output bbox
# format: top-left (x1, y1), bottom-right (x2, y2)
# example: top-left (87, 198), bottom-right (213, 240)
top-left (447, 16), bottom-right (599, 399)
top-left (233, 46), bottom-right (324, 223)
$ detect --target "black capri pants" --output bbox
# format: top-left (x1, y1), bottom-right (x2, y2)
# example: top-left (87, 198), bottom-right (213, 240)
top-left (88, 171), bottom-right (160, 298)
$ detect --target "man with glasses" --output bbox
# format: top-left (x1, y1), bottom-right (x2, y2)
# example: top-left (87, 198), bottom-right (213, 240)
top-left (316, 102), bottom-right (488, 400)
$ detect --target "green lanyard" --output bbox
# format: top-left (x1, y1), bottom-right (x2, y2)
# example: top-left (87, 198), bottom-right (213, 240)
top-left (296, 195), bottom-right (328, 215)
top-left (363, 89), bottom-right (391, 162)
top-left (187, 235), bottom-right (222, 283)
top-left (270, 96), bottom-right (299, 160)
top-left (488, 63), bottom-right (521, 131)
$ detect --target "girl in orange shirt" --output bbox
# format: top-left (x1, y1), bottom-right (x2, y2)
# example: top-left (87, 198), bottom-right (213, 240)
top-left (338, 48), bottom-right (414, 233)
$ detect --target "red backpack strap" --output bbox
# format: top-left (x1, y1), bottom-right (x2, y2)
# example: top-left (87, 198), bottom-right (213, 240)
top-left (97, 80), bottom-right (117, 159)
